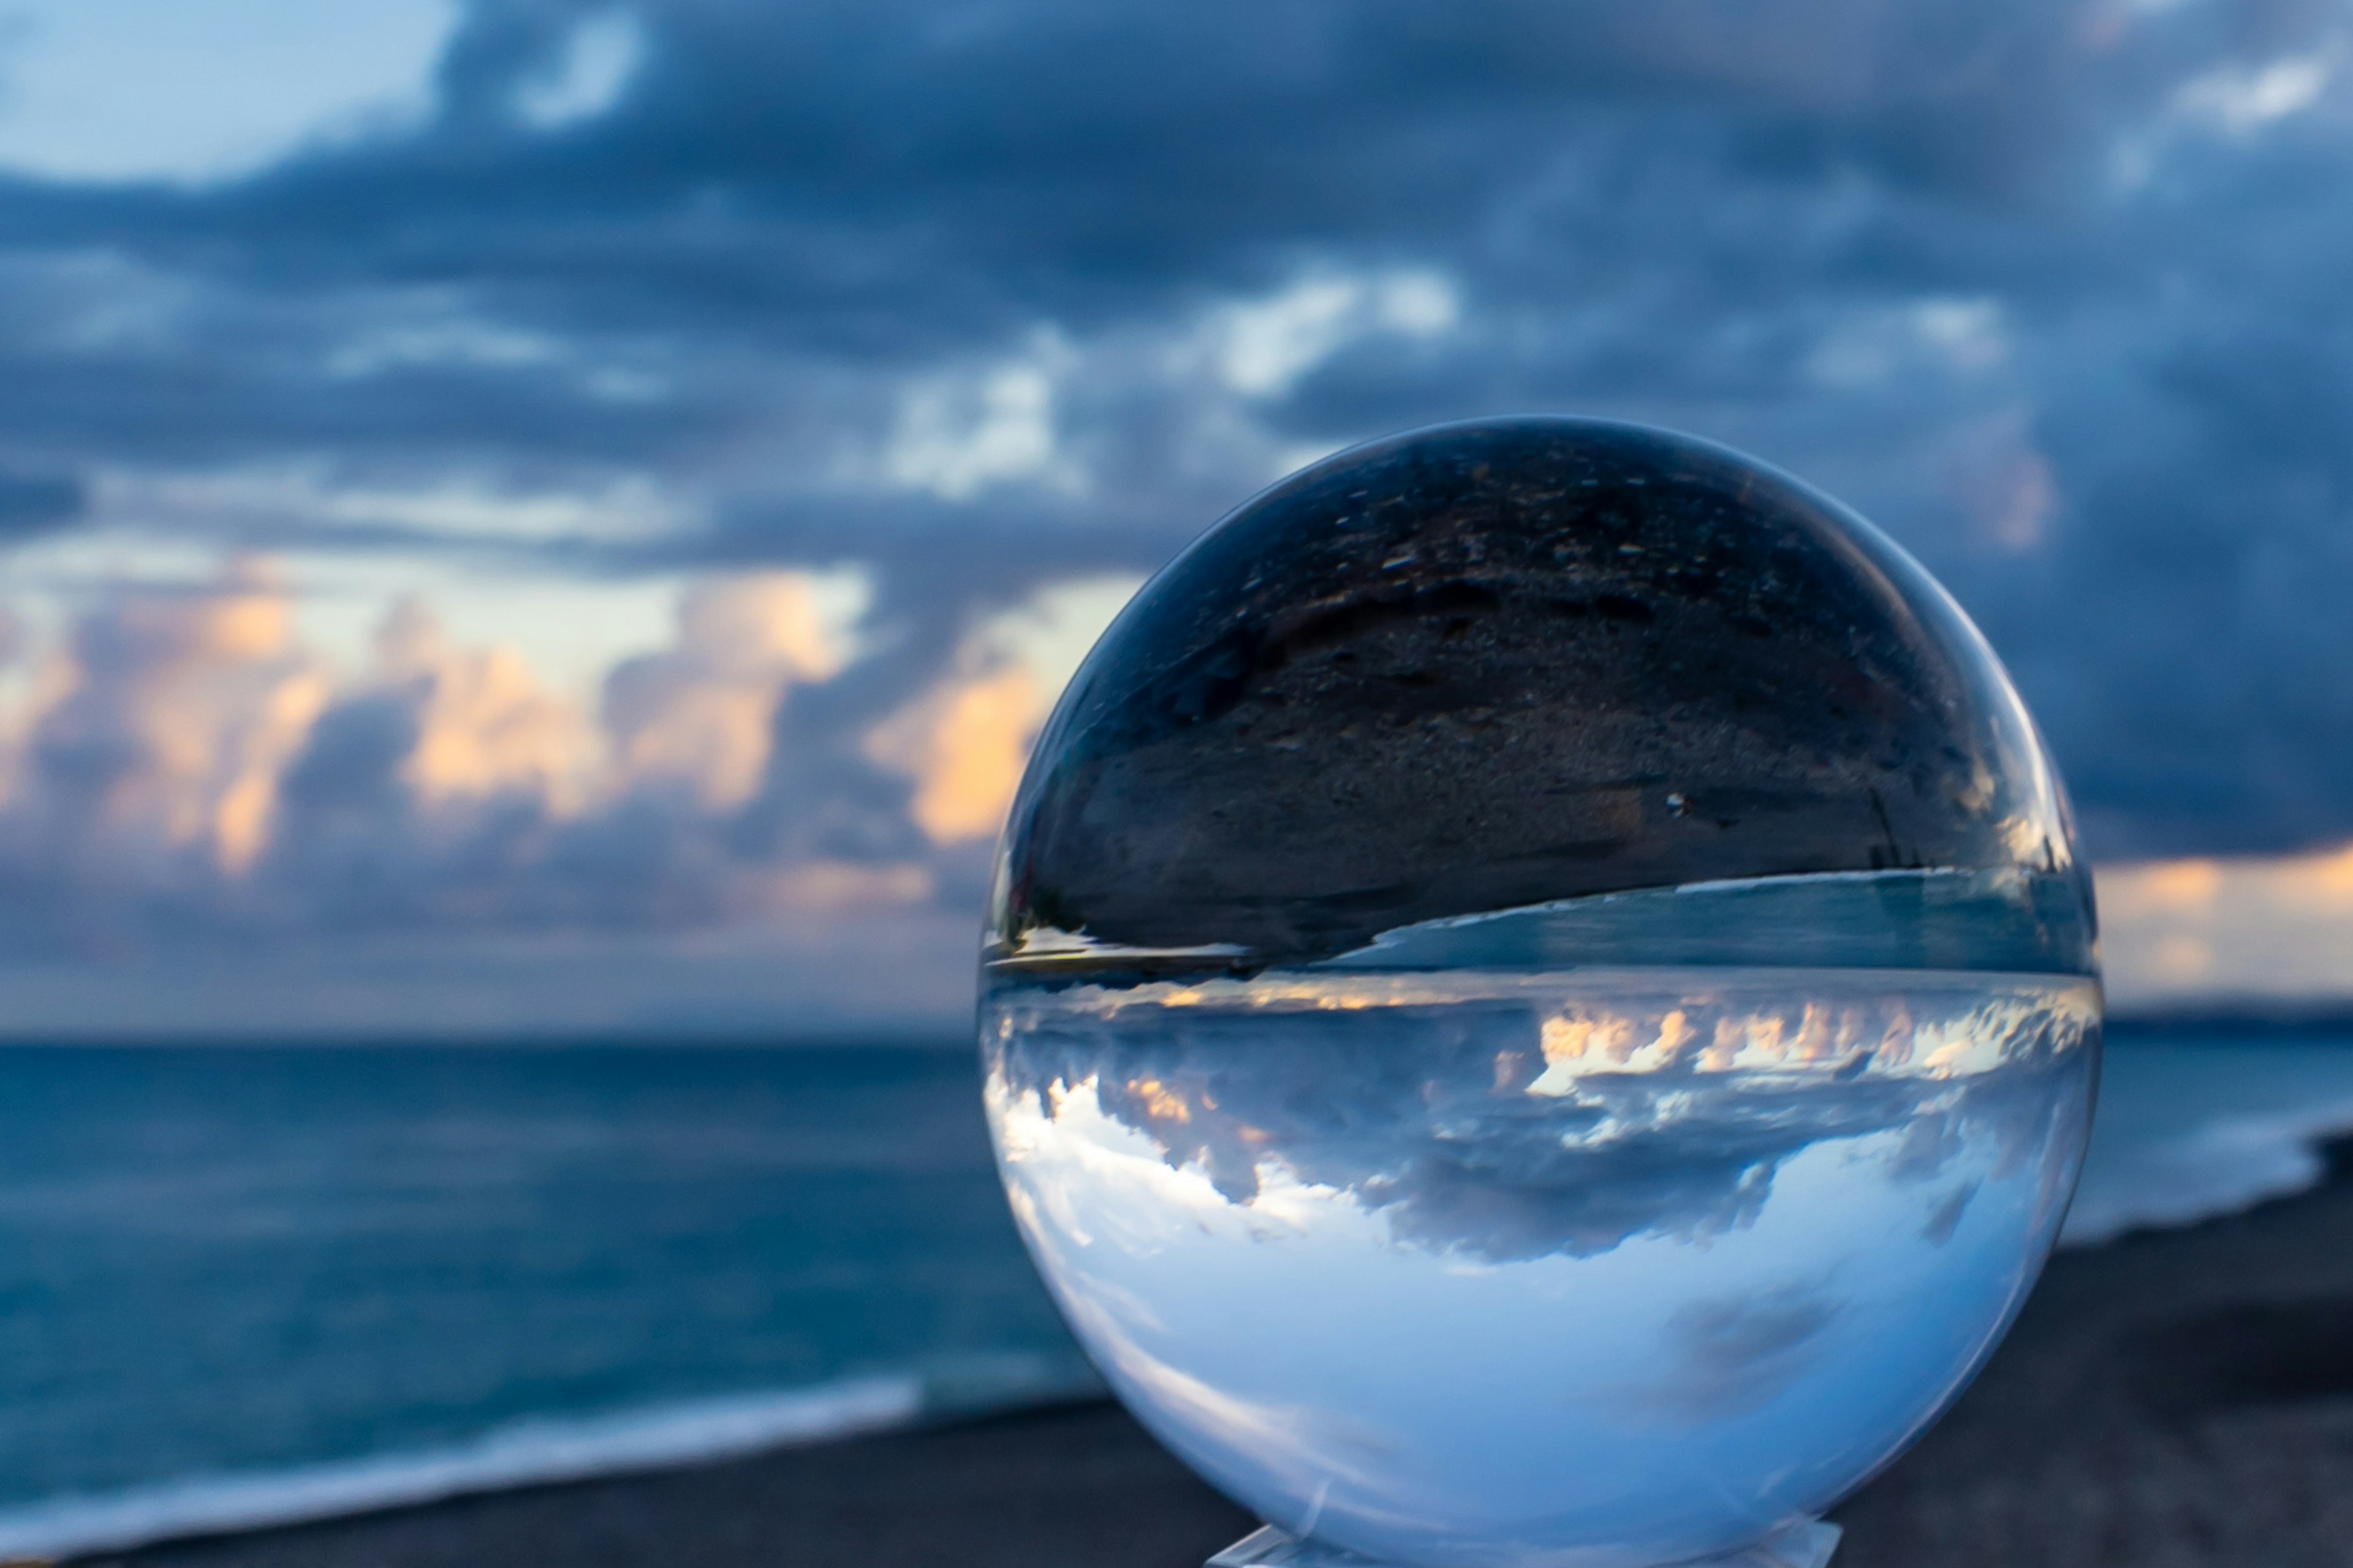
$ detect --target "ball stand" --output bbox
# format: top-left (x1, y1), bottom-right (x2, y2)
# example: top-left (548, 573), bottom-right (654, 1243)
top-left (1208, 1518), bottom-right (1841, 1568)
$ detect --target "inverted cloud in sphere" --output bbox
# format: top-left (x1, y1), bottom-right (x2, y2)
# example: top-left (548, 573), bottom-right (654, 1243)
top-left (989, 969), bottom-right (2094, 1264)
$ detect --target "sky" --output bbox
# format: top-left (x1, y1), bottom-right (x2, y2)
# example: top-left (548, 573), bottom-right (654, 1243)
top-left (1, 0), bottom-right (2351, 1034)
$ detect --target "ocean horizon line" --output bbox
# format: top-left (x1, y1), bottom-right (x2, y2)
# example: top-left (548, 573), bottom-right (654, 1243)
top-left (0, 1030), bottom-right (978, 1051)
top-left (2, 1001), bottom-right (2353, 1051)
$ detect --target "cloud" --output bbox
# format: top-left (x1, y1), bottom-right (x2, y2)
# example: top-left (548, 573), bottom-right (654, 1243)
top-left (2099, 849), bottom-right (2353, 1009)
top-left (373, 596), bottom-right (590, 809)
top-left (1648, 1286), bottom-right (1844, 1422)
top-left (2174, 50), bottom-right (2337, 135)
top-left (0, 558), bottom-right (1119, 999)
top-left (513, 8), bottom-right (643, 131)
top-left (884, 337), bottom-right (1079, 502)
top-left (0, 0), bottom-right (2349, 1012)
top-left (988, 967), bottom-right (2097, 1263)
top-left (0, 0), bottom-right (2324, 870)
top-left (866, 665), bottom-right (1039, 845)
top-left (0, 469), bottom-right (85, 539)
top-left (604, 571), bottom-right (851, 808)
top-left (248, 567), bottom-right (911, 936)
top-left (1208, 271), bottom-right (1459, 399)
top-left (0, 562), bottom-right (330, 906)
top-left (865, 574), bottom-right (1140, 846)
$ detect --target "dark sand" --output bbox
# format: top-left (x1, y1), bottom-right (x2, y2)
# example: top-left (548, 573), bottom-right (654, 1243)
top-left (74, 1140), bottom-right (2353, 1568)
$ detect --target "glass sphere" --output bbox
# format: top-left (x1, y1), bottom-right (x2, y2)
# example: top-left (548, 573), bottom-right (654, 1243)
top-left (980, 418), bottom-right (2099, 1568)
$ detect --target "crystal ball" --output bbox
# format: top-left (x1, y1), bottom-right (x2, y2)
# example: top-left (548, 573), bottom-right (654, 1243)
top-left (979, 418), bottom-right (2099, 1568)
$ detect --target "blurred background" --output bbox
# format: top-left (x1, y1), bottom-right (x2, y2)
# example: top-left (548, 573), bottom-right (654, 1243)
top-left (3, 0), bottom-right (2353, 1559)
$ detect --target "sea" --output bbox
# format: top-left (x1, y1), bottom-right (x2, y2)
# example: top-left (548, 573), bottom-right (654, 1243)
top-left (1, 1027), bottom-right (2351, 1559)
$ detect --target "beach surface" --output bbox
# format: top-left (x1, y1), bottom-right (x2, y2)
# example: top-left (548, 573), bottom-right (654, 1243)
top-left (70, 1137), bottom-right (2353, 1568)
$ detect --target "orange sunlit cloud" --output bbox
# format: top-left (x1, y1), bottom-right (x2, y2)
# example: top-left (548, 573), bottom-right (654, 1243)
top-left (10, 558), bottom-right (2353, 1015)
top-left (868, 664), bottom-right (1042, 844)
top-left (0, 561), bottom-right (330, 875)
top-left (862, 574), bottom-right (1142, 847)
top-left (0, 561), bottom-right (889, 902)
top-left (2097, 849), bottom-right (2353, 1009)
top-left (604, 573), bottom-right (849, 808)
top-left (376, 597), bottom-right (591, 812)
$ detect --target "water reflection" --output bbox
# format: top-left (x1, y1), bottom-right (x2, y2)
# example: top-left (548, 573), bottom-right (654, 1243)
top-left (983, 964), bottom-right (2096, 1568)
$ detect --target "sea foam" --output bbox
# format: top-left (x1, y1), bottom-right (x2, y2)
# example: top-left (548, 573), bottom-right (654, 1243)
top-left (2059, 1040), bottom-right (2353, 1245)
top-left (0, 1374), bottom-right (930, 1561)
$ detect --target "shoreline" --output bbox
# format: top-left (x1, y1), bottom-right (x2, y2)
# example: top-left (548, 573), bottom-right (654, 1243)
top-left (56, 1136), bottom-right (2353, 1568)
top-left (1832, 1134), bottom-right (2353, 1566)
top-left (72, 1397), bottom-right (1254, 1568)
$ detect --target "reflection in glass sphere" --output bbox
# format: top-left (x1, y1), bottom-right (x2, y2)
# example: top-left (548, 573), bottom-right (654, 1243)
top-left (979, 419), bottom-right (2099, 1568)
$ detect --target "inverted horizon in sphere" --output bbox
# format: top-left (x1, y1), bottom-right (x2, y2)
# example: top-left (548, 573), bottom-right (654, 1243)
top-left (992, 865), bottom-right (2097, 979)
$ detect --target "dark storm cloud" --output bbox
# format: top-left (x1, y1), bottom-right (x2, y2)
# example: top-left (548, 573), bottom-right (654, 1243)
top-left (0, 0), bottom-right (2349, 889)
top-left (0, 469), bottom-right (82, 539)
top-left (36, 1), bottom-right (2264, 300)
